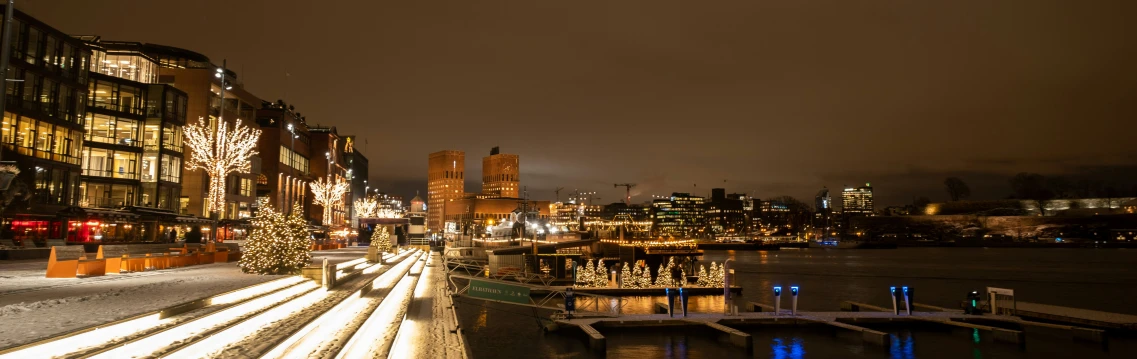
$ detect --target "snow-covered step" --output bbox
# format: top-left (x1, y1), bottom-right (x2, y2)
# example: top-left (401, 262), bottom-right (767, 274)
top-left (334, 251), bottom-right (430, 359)
top-left (166, 249), bottom-right (422, 359)
top-left (0, 276), bottom-right (307, 359)
top-left (259, 250), bottom-right (427, 359)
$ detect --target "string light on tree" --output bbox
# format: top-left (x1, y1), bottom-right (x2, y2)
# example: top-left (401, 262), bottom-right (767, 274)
top-left (184, 117), bottom-right (261, 213)
top-left (696, 265), bottom-right (709, 287)
top-left (593, 259), bottom-right (608, 288)
top-left (637, 262), bottom-right (653, 288)
top-left (311, 176), bottom-right (349, 226)
top-left (627, 263), bottom-right (641, 289)
top-left (353, 197), bottom-right (379, 218)
top-left (577, 259), bottom-right (596, 287)
top-left (370, 226), bottom-right (393, 253)
top-left (239, 204), bottom-right (311, 275)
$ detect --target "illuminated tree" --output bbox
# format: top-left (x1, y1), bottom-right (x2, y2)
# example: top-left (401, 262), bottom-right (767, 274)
top-left (184, 118), bottom-right (261, 214)
top-left (626, 263), bottom-right (641, 289)
top-left (239, 204), bottom-right (311, 275)
top-left (577, 259), bottom-right (596, 287)
top-left (696, 265), bottom-right (709, 287)
top-left (370, 226), bottom-right (393, 253)
top-left (654, 262), bottom-right (672, 287)
top-left (311, 176), bottom-right (349, 226)
top-left (709, 262), bottom-right (724, 286)
top-left (637, 263), bottom-right (653, 288)
top-left (593, 259), bottom-right (608, 287)
top-left (353, 197), bottom-right (379, 218)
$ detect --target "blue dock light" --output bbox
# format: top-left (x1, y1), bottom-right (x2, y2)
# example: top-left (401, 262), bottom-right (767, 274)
top-left (790, 286), bottom-right (800, 316)
top-left (890, 286), bottom-right (900, 315)
top-left (773, 286), bottom-right (783, 315)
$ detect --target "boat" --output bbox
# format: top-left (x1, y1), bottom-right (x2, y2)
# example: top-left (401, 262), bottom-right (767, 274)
top-left (809, 240), bottom-right (897, 249)
top-left (809, 239), bottom-right (862, 249)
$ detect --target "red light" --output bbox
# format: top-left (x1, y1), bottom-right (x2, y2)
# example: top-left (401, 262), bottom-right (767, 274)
top-left (86, 220), bottom-right (100, 226)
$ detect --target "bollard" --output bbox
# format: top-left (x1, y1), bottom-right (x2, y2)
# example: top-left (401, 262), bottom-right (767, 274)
top-left (790, 286), bottom-right (799, 316)
top-left (680, 287), bottom-right (689, 317)
top-left (666, 288), bottom-right (676, 318)
top-left (904, 287), bottom-right (914, 315)
top-left (724, 259), bottom-right (733, 315)
top-left (891, 286), bottom-right (900, 315)
top-left (774, 286), bottom-right (782, 315)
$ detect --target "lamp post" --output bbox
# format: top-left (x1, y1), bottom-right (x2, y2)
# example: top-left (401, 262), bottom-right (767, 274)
top-left (210, 61), bottom-right (233, 242)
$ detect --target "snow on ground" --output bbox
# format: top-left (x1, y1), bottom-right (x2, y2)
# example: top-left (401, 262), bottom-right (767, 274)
top-left (212, 251), bottom-right (420, 359)
top-left (0, 261), bottom-right (284, 349)
top-left (389, 254), bottom-right (467, 359)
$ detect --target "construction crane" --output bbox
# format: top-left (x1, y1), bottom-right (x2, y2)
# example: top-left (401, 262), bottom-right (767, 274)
top-left (614, 183), bottom-right (636, 205)
top-left (554, 187), bottom-right (564, 202)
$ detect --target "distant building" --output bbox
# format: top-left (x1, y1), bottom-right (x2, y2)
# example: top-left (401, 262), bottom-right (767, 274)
top-left (707, 188), bottom-right (747, 236)
top-left (309, 126), bottom-right (348, 227)
top-left (426, 150), bottom-right (465, 232)
top-left (815, 187), bottom-right (832, 213)
top-left (480, 146), bottom-right (518, 199)
top-left (841, 183), bottom-right (874, 215)
top-left (254, 101), bottom-right (312, 218)
top-left (342, 136), bottom-right (368, 226)
top-left (651, 192), bottom-right (706, 238)
top-left (882, 206), bottom-right (910, 216)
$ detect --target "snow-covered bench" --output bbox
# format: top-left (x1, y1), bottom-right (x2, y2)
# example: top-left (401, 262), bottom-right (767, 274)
top-left (96, 244), bottom-right (184, 273)
top-left (46, 246), bottom-right (106, 278)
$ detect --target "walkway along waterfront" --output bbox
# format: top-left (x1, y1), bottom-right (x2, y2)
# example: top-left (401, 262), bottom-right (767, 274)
top-left (0, 247), bottom-right (470, 359)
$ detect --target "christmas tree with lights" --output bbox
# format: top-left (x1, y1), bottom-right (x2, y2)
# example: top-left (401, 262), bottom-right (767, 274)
top-left (637, 263), bottom-right (653, 288)
top-left (679, 268), bottom-right (688, 287)
top-left (654, 262), bottom-right (672, 287)
top-left (696, 265), bottom-right (709, 287)
top-left (620, 262), bottom-right (634, 288)
top-left (593, 260), bottom-right (608, 287)
top-left (709, 262), bottom-right (724, 286)
top-left (239, 204), bottom-right (312, 275)
top-left (370, 226), bottom-right (393, 253)
top-left (628, 264), bottom-right (642, 289)
top-left (577, 259), bottom-right (596, 287)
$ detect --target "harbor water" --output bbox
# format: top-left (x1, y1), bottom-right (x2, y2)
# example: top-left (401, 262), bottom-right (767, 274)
top-left (455, 248), bottom-right (1137, 358)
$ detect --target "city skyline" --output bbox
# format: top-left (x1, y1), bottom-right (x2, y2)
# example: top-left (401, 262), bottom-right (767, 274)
top-left (22, 1), bottom-right (1136, 207)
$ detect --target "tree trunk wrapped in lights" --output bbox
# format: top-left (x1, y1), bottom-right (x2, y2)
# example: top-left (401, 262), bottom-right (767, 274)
top-left (239, 204), bottom-right (311, 275)
top-left (184, 118), bottom-right (261, 214)
top-left (370, 226), bottom-right (393, 253)
top-left (353, 197), bottom-right (379, 218)
top-left (311, 176), bottom-right (349, 226)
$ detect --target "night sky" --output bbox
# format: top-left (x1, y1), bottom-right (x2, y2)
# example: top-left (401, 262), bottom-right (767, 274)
top-left (23, 0), bottom-right (1137, 207)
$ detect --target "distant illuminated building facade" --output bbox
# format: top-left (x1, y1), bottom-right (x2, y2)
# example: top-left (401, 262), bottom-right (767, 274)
top-left (427, 150), bottom-right (464, 232)
top-left (480, 146), bottom-right (518, 199)
top-left (815, 187), bottom-right (832, 214)
top-left (651, 193), bottom-right (706, 238)
top-left (841, 183), bottom-right (874, 215)
top-left (707, 188), bottom-right (748, 236)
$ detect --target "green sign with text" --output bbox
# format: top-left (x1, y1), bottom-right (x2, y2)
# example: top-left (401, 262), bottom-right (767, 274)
top-left (468, 279), bottom-right (530, 304)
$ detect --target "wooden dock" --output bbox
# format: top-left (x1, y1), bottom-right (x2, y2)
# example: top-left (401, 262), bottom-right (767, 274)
top-left (1008, 301), bottom-right (1137, 331)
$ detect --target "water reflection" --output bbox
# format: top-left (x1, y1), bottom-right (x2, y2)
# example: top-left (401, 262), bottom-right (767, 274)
top-left (890, 331), bottom-right (915, 359)
top-left (771, 337), bottom-right (805, 359)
